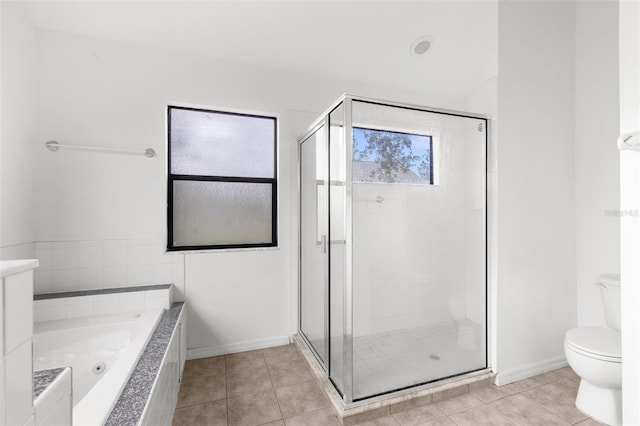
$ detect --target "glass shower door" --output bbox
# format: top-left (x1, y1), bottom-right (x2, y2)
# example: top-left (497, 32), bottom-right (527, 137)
top-left (349, 100), bottom-right (487, 400)
top-left (299, 124), bottom-right (328, 366)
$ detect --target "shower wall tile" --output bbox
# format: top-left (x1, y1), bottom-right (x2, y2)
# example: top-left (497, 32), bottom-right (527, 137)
top-left (77, 267), bottom-right (104, 289)
top-left (34, 239), bottom-right (185, 295)
top-left (51, 269), bottom-right (78, 292)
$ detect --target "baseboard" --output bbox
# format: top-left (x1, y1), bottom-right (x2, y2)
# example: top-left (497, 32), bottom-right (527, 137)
top-left (186, 335), bottom-right (293, 360)
top-left (495, 355), bottom-right (568, 386)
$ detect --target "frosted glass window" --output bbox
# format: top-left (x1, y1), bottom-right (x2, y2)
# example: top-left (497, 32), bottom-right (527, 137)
top-left (172, 181), bottom-right (273, 247)
top-left (167, 105), bottom-right (277, 250)
top-left (170, 107), bottom-right (275, 178)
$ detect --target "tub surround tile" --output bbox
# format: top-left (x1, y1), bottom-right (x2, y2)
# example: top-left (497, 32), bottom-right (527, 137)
top-left (34, 283), bottom-right (172, 299)
top-left (172, 400), bottom-right (227, 426)
top-left (4, 341), bottom-right (34, 426)
top-left (4, 270), bottom-right (34, 352)
top-left (105, 302), bottom-right (184, 426)
top-left (34, 285), bottom-right (173, 322)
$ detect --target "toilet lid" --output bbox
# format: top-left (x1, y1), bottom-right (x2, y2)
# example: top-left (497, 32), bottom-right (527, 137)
top-left (565, 327), bottom-right (621, 360)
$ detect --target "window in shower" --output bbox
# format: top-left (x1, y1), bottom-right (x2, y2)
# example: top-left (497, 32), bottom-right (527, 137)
top-left (167, 105), bottom-right (277, 251)
top-left (352, 127), bottom-right (433, 184)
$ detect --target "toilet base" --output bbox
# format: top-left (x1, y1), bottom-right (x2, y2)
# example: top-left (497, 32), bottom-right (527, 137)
top-left (575, 379), bottom-right (621, 426)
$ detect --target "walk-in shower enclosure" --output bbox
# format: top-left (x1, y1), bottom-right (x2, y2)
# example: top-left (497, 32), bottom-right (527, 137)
top-left (299, 95), bottom-right (488, 404)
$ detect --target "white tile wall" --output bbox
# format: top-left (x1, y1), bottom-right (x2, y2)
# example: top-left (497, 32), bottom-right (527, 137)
top-left (5, 271), bottom-right (34, 353)
top-left (4, 341), bottom-right (34, 426)
top-left (34, 288), bottom-right (173, 322)
top-left (1, 261), bottom-right (37, 426)
top-left (33, 239), bottom-right (185, 300)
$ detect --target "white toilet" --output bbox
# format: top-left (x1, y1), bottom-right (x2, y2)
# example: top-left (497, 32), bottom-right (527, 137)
top-left (564, 274), bottom-right (621, 426)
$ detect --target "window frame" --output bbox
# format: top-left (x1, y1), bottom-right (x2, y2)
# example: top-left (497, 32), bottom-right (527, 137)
top-left (166, 105), bottom-right (278, 252)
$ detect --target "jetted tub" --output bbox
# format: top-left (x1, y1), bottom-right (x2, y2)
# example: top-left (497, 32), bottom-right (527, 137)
top-left (33, 308), bottom-right (164, 425)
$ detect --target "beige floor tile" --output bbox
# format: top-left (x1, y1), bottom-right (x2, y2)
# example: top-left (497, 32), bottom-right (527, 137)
top-left (269, 359), bottom-right (315, 388)
top-left (226, 350), bottom-right (266, 372)
top-left (469, 383), bottom-right (510, 403)
top-left (354, 415), bottom-right (400, 426)
top-left (521, 381), bottom-right (587, 423)
top-left (275, 380), bottom-right (330, 418)
top-left (391, 403), bottom-right (445, 426)
top-left (263, 344), bottom-right (303, 366)
top-left (284, 407), bottom-right (341, 426)
top-left (416, 417), bottom-right (457, 426)
top-left (500, 375), bottom-right (548, 395)
top-left (227, 389), bottom-right (283, 426)
top-left (575, 418), bottom-right (606, 425)
top-left (176, 373), bottom-right (226, 408)
top-left (344, 407), bottom-right (391, 425)
top-left (227, 364), bottom-right (274, 397)
top-left (172, 400), bottom-right (227, 426)
top-left (490, 393), bottom-right (570, 425)
top-left (433, 393), bottom-right (483, 415)
top-left (265, 422), bottom-right (286, 426)
top-left (182, 356), bottom-right (226, 380)
top-left (448, 405), bottom-right (514, 425)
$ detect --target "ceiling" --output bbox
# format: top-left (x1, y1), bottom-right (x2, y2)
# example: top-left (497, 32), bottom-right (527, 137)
top-left (18, 0), bottom-right (498, 99)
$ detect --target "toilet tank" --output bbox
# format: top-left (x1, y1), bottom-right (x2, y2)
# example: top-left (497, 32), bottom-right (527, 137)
top-left (598, 273), bottom-right (621, 331)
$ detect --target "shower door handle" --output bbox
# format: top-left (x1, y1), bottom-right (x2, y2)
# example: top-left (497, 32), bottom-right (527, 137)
top-left (321, 235), bottom-right (327, 254)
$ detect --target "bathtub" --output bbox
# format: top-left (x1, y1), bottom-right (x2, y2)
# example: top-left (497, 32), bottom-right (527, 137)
top-left (33, 308), bottom-right (164, 425)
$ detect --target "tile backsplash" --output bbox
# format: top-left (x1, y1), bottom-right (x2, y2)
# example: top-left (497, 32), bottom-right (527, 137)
top-left (34, 239), bottom-right (184, 300)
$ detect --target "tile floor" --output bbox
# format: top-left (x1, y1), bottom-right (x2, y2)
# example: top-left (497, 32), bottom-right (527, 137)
top-left (172, 344), bottom-right (602, 426)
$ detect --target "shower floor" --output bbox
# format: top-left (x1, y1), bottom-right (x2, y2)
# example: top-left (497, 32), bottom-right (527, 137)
top-left (351, 320), bottom-right (485, 400)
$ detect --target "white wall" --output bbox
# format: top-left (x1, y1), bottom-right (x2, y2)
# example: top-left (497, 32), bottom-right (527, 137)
top-left (0, 3), bottom-right (37, 260)
top-left (495, 0), bottom-right (577, 384)
top-left (31, 28), bottom-right (471, 357)
top-left (619, 0), bottom-right (640, 423)
top-left (574, 1), bottom-right (620, 327)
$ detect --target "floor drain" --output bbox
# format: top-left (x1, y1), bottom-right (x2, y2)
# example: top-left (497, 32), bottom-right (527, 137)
top-left (429, 354), bottom-right (440, 361)
top-left (93, 362), bottom-right (106, 375)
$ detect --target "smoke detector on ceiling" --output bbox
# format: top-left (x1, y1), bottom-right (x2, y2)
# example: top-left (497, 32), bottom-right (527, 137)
top-left (411, 35), bottom-right (434, 56)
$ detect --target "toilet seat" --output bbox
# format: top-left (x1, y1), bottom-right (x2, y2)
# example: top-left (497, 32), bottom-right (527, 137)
top-left (565, 327), bottom-right (621, 363)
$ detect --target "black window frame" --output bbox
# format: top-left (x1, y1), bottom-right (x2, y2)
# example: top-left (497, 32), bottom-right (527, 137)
top-left (166, 105), bottom-right (278, 251)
